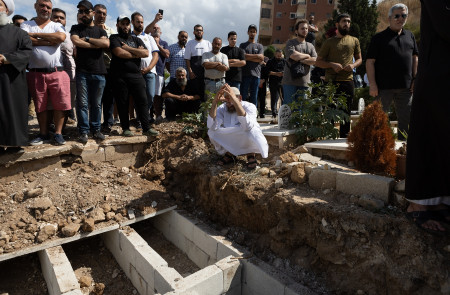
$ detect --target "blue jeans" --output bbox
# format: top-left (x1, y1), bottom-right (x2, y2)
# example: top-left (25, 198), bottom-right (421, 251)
top-left (226, 80), bottom-right (241, 91)
top-left (240, 76), bottom-right (260, 106)
top-left (282, 85), bottom-right (308, 106)
top-left (143, 72), bottom-right (156, 111)
top-left (76, 72), bottom-right (106, 134)
top-left (205, 79), bottom-right (225, 96)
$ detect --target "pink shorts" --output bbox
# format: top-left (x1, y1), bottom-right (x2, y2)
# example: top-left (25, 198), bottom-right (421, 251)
top-left (27, 71), bottom-right (71, 113)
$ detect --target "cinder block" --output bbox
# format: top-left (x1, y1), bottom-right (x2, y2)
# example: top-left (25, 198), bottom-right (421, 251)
top-left (38, 246), bottom-right (79, 295)
top-left (185, 238), bottom-right (211, 268)
top-left (134, 244), bottom-right (168, 290)
top-left (176, 265), bottom-right (224, 295)
top-left (152, 216), bottom-right (170, 236)
top-left (80, 146), bottom-right (105, 163)
top-left (308, 168), bottom-right (337, 190)
top-left (215, 256), bottom-right (242, 292)
top-left (154, 266), bottom-right (182, 294)
top-left (102, 230), bottom-right (129, 270)
top-left (192, 223), bottom-right (219, 261)
top-left (128, 263), bottom-right (149, 295)
top-left (105, 144), bottom-right (138, 167)
top-left (62, 290), bottom-right (84, 295)
top-left (172, 211), bottom-right (196, 240)
top-left (216, 240), bottom-right (248, 261)
top-left (225, 285), bottom-right (242, 295)
top-left (241, 259), bottom-right (286, 295)
top-left (336, 171), bottom-right (394, 203)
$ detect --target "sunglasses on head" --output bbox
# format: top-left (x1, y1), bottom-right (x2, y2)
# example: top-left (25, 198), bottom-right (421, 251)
top-left (393, 13), bottom-right (407, 19)
top-left (78, 9), bottom-right (91, 15)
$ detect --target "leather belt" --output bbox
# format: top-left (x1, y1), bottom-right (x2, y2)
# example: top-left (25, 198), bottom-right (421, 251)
top-left (204, 77), bottom-right (225, 82)
top-left (29, 67), bottom-right (64, 73)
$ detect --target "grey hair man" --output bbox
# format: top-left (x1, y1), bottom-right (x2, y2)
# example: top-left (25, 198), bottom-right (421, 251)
top-left (366, 3), bottom-right (418, 140)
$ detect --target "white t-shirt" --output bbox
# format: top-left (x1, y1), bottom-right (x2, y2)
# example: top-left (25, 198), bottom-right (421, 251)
top-left (184, 39), bottom-right (212, 60)
top-left (132, 32), bottom-right (159, 74)
top-left (202, 51), bottom-right (229, 79)
top-left (21, 20), bottom-right (66, 68)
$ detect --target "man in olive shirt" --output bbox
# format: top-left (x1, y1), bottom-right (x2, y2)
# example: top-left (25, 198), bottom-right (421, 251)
top-left (315, 13), bottom-right (362, 138)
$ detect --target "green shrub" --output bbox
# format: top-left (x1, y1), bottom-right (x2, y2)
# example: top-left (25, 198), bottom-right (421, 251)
top-left (181, 90), bottom-right (215, 138)
top-left (289, 83), bottom-right (349, 144)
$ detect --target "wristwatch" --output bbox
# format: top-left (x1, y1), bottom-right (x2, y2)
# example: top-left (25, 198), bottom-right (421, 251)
top-left (85, 36), bottom-right (90, 43)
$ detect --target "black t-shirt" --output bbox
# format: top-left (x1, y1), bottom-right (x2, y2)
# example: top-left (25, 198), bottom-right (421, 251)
top-left (70, 24), bottom-right (107, 74)
top-left (163, 79), bottom-right (198, 97)
top-left (266, 57), bottom-right (286, 85)
top-left (220, 46), bottom-right (245, 82)
top-left (366, 27), bottom-right (419, 89)
top-left (109, 34), bottom-right (146, 76)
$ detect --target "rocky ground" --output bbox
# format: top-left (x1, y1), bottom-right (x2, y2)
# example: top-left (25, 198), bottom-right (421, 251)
top-left (0, 121), bottom-right (449, 295)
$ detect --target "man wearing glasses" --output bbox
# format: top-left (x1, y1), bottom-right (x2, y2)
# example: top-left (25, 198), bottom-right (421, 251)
top-left (70, 0), bottom-right (109, 143)
top-left (366, 3), bottom-right (418, 141)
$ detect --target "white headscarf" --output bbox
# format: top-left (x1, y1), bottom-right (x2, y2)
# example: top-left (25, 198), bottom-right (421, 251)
top-left (1, 0), bottom-right (15, 16)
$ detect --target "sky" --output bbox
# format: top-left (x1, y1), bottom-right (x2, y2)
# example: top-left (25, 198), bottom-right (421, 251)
top-left (11, 0), bottom-right (261, 45)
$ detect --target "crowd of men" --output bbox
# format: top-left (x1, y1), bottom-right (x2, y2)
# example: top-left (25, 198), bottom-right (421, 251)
top-left (1, 0), bottom-right (417, 172)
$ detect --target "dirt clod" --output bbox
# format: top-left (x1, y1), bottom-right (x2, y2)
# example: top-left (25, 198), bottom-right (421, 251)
top-left (81, 218), bottom-right (95, 232)
top-left (61, 223), bottom-right (81, 237)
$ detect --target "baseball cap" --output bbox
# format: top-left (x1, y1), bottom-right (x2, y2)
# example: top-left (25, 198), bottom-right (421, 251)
top-left (117, 14), bottom-right (130, 23)
top-left (77, 0), bottom-right (94, 10)
top-left (248, 24), bottom-right (258, 32)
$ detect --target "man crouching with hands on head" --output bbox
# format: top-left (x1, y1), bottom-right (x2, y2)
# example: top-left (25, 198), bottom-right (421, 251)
top-left (207, 84), bottom-right (268, 170)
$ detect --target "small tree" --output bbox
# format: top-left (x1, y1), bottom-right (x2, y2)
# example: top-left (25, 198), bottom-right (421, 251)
top-left (289, 83), bottom-right (349, 144)
top-left (323, 0), bottom-right (379, 74)
top-left (347, 100), bottom-right (397, 176)
top-left (264, 45), bottom-right (276, 59)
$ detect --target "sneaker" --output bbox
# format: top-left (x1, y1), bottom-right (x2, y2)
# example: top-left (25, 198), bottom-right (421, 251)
top-left (30, 134), bottom-right (49, 146)
top-left (136, 122), bottom-right (142, 130)
top-left (113, 118), bottom-right (120, 125)
top-left (92, 131), bottom-right (105, 141)
top-left (54, 133), bottom-right (66, 146)
top-left (155, 116), bottom-right (164, 124)
top-left (123, 129), bottom-right (134, 137)
top-left (79, 133), bottom-right (89, 144)
top-left (102, 124), bottom-right (112, 134)
top-left (143, 128), bottom-right (159, 136)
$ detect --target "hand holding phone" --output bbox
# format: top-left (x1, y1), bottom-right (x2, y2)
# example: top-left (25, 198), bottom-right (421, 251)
top-left (158, 9), bottom-right (164, 15)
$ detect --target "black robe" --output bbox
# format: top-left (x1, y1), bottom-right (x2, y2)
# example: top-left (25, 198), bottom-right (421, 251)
top-left (0, 24), bottom-right (32, 147)
top-left (405, 1), bottom-right (450, 202)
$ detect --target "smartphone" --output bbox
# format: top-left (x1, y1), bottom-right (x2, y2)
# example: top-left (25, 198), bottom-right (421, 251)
top-left (158, 9), bottom-right (164, 15)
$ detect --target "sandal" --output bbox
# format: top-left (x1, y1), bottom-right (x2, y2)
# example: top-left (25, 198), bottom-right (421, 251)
top-left (406, 211), bottom-right (447, 236)
top-left (217, 153), bottom-right (236, 166)
top-left (246, 155), bottom-right (258, 170)
top-left (434, 208), bottom-right (450, 224)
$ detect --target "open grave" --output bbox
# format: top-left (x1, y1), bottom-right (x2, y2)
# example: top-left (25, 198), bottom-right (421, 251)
top-left (0, 121), bottom-right (449, 295)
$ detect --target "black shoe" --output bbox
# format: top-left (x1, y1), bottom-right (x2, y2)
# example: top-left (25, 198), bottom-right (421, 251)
top-left (102, 124), bottom-right (112, 134)
top-left (54, 134), bottom-right (66, 146)
top-left (79, 133), bottom-right (89, 144)
top-left (93, 131), bottom-right (105, 141)
top-left (6, 147), bottom-right (25, 154)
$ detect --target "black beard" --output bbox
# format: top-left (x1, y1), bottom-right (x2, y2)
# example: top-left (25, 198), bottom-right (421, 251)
top-left (134, 27), bottom-right (143, 33)
top-left (338, 27), bottom-right (349, 36)
top-left (118, 27), bottom-right (130, 39)
top-left (81, 17), bottom-right (93, 26)
top-left (195, 35), bottom-right (202, 41)
top-left (179, 40), bottom-right (186, 46)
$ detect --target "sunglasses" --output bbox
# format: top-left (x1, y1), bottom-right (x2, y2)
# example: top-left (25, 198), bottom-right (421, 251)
top-left (78, 9), bottom-right (91, 15)
top-left (393, 13), bottom-right (407, 19)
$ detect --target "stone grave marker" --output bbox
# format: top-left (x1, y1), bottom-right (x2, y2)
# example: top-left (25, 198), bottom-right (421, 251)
top-left (278, 104), bottom-right (291, 129)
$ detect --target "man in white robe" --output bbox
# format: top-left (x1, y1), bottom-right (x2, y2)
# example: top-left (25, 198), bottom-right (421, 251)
top-left (207, 84), bottom-right (268, 169)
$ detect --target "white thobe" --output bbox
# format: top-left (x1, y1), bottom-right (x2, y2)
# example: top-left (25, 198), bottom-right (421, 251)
top-left (207, 101), bottom-right (269, 158)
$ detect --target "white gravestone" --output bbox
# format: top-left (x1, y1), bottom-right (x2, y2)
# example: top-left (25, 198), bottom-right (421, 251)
top-left (278, 104), bottom-right (291, 130)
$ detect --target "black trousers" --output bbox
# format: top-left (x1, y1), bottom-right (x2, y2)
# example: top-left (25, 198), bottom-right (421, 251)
top-left (333, 80), bottom-right (354, 138)
top-left (165, 98), bottom-right (201, 120)
top-left (102, 70), bottom-right (115, 127)
top-left (257, 81), bottom-right (267, 117)
top-left (269, 82), bottom-right (283, 116)
top-left (112, 74), bottom-right (150, 132)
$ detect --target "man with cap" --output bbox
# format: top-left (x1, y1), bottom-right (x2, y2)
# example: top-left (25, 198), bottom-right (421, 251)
top-left (0, 0), bottom-right (32, 154)
top-left (21, 0), bottom-right (70, 146)
top-left (239, 24), bottom-right (264, 108)
top-left (207, 84), bottom-right (269, 170)
top-left (70, 0), bottom-right (109, 143)
top-left (109, 14), bottom-right (158, 137)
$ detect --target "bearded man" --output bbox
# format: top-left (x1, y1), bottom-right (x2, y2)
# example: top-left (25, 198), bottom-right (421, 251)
top-left (207, 84), bottom-right (268, 170)
top-left (0, 0), bottom-right (32, 154)
top-left (315, 13), bottom-right (362, 138)
top-left (162, 67), bottom-right (201, 120)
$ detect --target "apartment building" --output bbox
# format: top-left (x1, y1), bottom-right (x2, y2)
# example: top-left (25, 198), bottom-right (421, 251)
top-left (259, 0), bottom-right (338, 46)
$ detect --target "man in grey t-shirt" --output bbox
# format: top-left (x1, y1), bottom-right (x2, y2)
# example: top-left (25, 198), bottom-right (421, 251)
top-left (239, 24), bottom-right (264, 108)
top-left (281, 19), bottom-right (317, 105)
top-left (202, 37), bottom-right (229, 94)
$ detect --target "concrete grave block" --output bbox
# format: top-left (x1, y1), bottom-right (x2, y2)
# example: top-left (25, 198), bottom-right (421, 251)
top-left (241, 259), bottom-right (287, 295)
top-left (62, 290), bottom-right (84, 295)
top-left (80, 146), bottom-right (105, 163)
top-left (192, 222), bottom-right (219, 259)
top-left (38, 246), bottom-right (79, 295)
top-left (185, 238), bottom-right (211, 268)
top-left (128, 263), bottom-right (149, 295)
top-left (308, 168), bottom-right (337, 190)
top-left (154, 266), bottom-right (182, 294)
top-left (336, 171), bottom-right (394, 203)
top-left (175, 265), bottom-right (224, 295)
top-left (216, 239), bottom-right (246, 261)
top-left (215, 256), bottom-right (242, 292)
